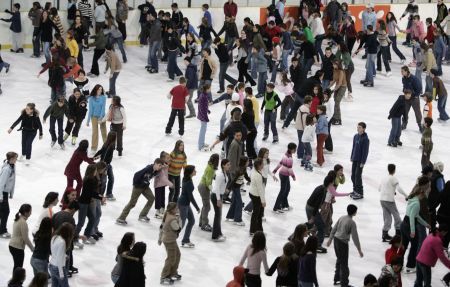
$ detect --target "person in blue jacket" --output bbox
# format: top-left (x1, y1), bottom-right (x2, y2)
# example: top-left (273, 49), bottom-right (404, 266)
top-left (0, 3), bottom-right (23, 53)
top-left (87, 84), bottom-right (107, 152)
top-left (350, 122), bottom-right (370, 200)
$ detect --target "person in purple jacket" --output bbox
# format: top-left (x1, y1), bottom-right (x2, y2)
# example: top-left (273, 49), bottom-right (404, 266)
top-left (350, 122), bottom-right (370, 200)
top-left (197, 84), bottom-right (211, 151)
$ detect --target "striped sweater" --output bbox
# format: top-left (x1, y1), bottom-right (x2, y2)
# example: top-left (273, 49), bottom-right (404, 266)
top-left (168, 152), bottom-right (187, 176)
top-left (78, 0), bottom-right (93, 22)
top-left (273, 152), bottom-right (296, 180)
top-left (50, 15), bottom-right (64, 35)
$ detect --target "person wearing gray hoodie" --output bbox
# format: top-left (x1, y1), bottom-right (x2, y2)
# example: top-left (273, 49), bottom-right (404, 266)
top-left (0, 152), bottom-right (18, 239)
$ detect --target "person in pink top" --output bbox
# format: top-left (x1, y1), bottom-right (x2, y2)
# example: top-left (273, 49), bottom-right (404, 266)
top-left (408, 15), bottom-right (426, 42)
top-left (415, 224), bottom-right (450, 286)
top-left (272, 142), bottom-right (297, 213)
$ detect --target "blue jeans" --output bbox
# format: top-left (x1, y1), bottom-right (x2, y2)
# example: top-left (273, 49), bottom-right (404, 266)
top-left (296, 130), bottom-right (305, 159)
top-left (30, 256), bottom-right (48, 275)
top-left (178, 204), bottom-right (195, 244)
top-left (388, 117), bottom-right (402, 144)
top-left (303, 142), bottom-right (312, 162)
top-left (43, 42), bottom-right (51, 64)
top-left (281, 49), bottom-right (289, 72)
top-left (257, 71), bottom-right (267, 95)
top-left (110, 38), bottom-right (127, 62)
top-left (437, 94), bottom-right (449, 120)
top-left (264, 110), bottom-right (278, 140)
top-left (273, 174), bottom-right (290, 210)
top-left (201, 39), bottom-right (211, 50)
top-left (315, 34), bottom-right (325, 61)
top-left (76, 202), bottom-right (96, 237)
top-left (92, 199), bottom-right (102, 234)
top-left (303, 58), bottom-right (314, 73)
top-left (270, 60), bottom-right (279, 83)
top-left (434, 51), bottom-right (443, 76)
top-left (22, 130), bottom-right (37, 160)
top-left (32, 27), bottom-right (41, 57)
top-left (425, 75), bottom-right (433, 93)
top-left (306, 204), bottom-right (325, 245)
top-left (322, 79), bottom-right (330, 90)
top-left (106, 164), bottom-right (114, 196)
top-left (109, 72), bottom-right (120, 96)
top-left (365, 53), bottom-right (377, 83)
top-left (148, 41), bottom-right (161, 70)
top-left (220, 111), bottom-right (226, 133)
top-left (198, 121), bottom-right (207, 150)
top-left (168, 50), bottom-right (182, 80)
top-left (388, 35), bottom-right (405, 60)
top-left (0, 62), bottom-right (10, 72)
top-left (49, 264), bottom-right (69, 287)
top-left (414, 261), bottom-right (432, 287)
top-left (226, 186), bottom-right (243, 222)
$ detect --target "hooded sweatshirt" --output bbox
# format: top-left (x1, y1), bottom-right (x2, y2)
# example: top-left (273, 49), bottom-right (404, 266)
top-left (226, 266), bottom-right (245, 287)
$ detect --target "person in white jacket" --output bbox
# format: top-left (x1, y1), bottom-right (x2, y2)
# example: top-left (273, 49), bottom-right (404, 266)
top-left (295, 96), bottom-right (312, 162)
top-left (32, 191), bottom-right (59, 235)
top-left (310, 11), bottom-right (326, 61)
top-left (379, 163), bottom-right (407, 242)
top-left (0, 152), bottom-right (18, 238)
top-left (323, 89), bottom-right (335, 153)
top-left (211, 159), bottom-right (230, 242)
top-left (49, 222), bottom-right (74, 287)
top-left (249, 159), bottom-right (266, 235)
top-left (301, 114), bottom-right (316, 171)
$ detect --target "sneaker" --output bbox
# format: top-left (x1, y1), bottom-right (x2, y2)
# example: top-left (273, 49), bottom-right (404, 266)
top-left (351, 193), bottom-right (364, 200)
top-left (106, 195), bottom-right (116, 201)
top-left (71, 137), bottom-right (77, 145)
top-left (234, 221), bottom-right (245, 226)
top-left (405, 268), bottom-right (416, 274)
top-left (171, 274), bottom-right (182, 281)
top-left (181, 242), bottom-right (195, 248)
top-left (63, 133), bottom-right (69, 141)
top-left (201, 224), bottom-right (212, 232)
top-left (139, 216), bottom-right (150, 223)
top-left (60, 143), bottom-right (65, 150)
top-left (160, 277), bottom-right (174, 285)
top-left (0, 232), bottom-right (11, 239)
top-left (212, 235), bottom-right (227, 242)
top-left (51, 141), bottom-right (56, 147)
top-left (116, 219), bottom-right (127, 225)
top-left (84, 237), bottom-right (96, 244)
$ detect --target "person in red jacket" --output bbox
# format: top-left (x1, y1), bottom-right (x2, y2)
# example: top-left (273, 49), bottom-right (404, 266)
top-left (415, 224), bottom-right (450, 286)
top-left (385, 235), bottom-right (404, 287)
top-left (64, 139), bottom-right (95, 197)
top-left (424, 17), bottom-right (436, 44)
top-left (224, 0), bottom-right (237, 19)
top-left (226, 266), bottom-right (245, 287)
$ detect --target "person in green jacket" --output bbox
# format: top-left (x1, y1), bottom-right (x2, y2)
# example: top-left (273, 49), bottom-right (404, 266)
top-left (301, 18), bottom-right (314, 43)
top-left (261, 83), bottom-right (282, 143)
top-left (198, 154), bottom-right (219, 231)
top-left (43, 96), bottom-right (69, 150)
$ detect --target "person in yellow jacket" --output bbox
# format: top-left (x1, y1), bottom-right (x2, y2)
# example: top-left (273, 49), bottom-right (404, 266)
top-left (66, 29), bottom-right (79, 58)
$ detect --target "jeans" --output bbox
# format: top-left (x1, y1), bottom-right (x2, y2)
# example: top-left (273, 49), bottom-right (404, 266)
top-left (22, 130), bottom-right (37, 160)
top-left (303, 57), bottom-right (314, 73)
top-left (92, 199), bottom-right (102, 234)
top-left (303, 142), bottom-right (312, 163)
top-left (211, 193), bottom-right (223, 239)
top-left (220, 111), bottom-right (226, 133)
top-left (270, 60), bottom-right (279, 83)
top-left (237, 58), bottom-right (256, 86)
top-left (351, 161), bottom-right (364, 196)
top-left (315, 34), bottom-right (325, 61)
top-left (333, 238), bottom-right (350, 287)
top-left (365, 53), bottom-right (377, 83)
top-left (388, 117), bottom-right (402, 144)
top-left (167, 50), bottom-right (182, 80)
top-left (257, 71), bottom-right (267, 95)
top-left (377, 46), bottom-right (391, 72)
top-left (437, 94), bottom-right (449, 120)
top-left (345, 65), bottom-right (354, 94)
top-left (178, 204), bottom-right (195, 244)
top-left (139, 23), bottom-right (147, 45)
top-left (168, 175), bottom-right (181, 203)
top-left (425, 75), bottom-right (433, 93)
top-left (280, 95), bottom-right (294, 120)
top-left (49, 117), bottom-right (64, 144)
top-left (263, 110), bottom-right (278, 140)
top-left (109, 72), bottom-right (120, 96)
top-left (388, 36), bottom-right (405, 61)
top-left (106, 164), bottom-right (114, 196)
top-left (49, 264), bottom-right (69, 287)
top-left (0, 193), bottom-right (10, 234)
top-left (30, 256), bottom-right (49, 275)
top-left (226, 186), bottom-right (243, 222)
top-left (186, 89), bottom-right (196, 116)
top-left (76, 202), bottom-right (96, 237)
top-left (273, 174), bottom-right (290, 210)
top-left (43, 41), bottom-right (51, 63)
top-left (90, 49), bottom-right (105, 76)
top-left (9, 246), bottom-right (24, 274)
top-left (401, 216), bottom-right (419, 268)
top-left (306, 205), bottom-right (325, 245)
top-left (117, 20), bottom-right (126, 41)
top-left (201, 39), bottom-right (212, 50)
top-left (250, 194), bottom-right (263, 234)
top-left (415, 262), bottom-right (432, 287)
top-left (434, 51), bottom-right (443, 76)
top-left (32, 27), bottom-right (41, 57)
top-left (148, 41), bottom-right (161, 70)
top-left (166, 109), bottom-right (185, 136)
top-left (296, 130), bottom-right (305, 159)
top-left (322, 79), bottom-right (330, 90)
top-left (281, 49), bottom-right (289, 72)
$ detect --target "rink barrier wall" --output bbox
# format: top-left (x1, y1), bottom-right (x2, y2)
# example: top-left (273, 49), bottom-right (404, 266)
top-left (0, 4), bottom-right (439, 50)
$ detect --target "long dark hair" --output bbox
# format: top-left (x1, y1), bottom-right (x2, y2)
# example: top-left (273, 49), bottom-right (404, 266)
top-left (15, 204), bottom-right (32, 221)
top-left (112, 96), bottom-right (123, 107)
top-left (34, 217), bottom-right (52, 244)
top-left (257, 148), bottom-right (270, 164)
top-left (43, 192), bottom-right (59, 208)
top-left (102, 131), bottom-right (117, 149)
top-left (183, 165), bottom-right (196, 181)
top-left (277, 242), bottom-right (297, 275)
top-left (300, 235), bottom-right (318, 256)
top-left (243, 99), bottom-right (254, 115)
top-left (28, 271), bottom-right (48, 287)
top-left (76, 139), bottom-right (89, 153)
top-left (84, 164), bottom-right (97, 179)
top-left (117, 232), bottom-right (135, 254)
top-left (208, 154), bottom-right (220, 170)
top-left (129, 241), bottom-right (146, 261)
top-left (21, 103), bottom-right (37, 116)
top-left (8, 267), bottom-right (26, 285)
top-left (251, 231), bottom-right (266, 256)
top-left (90, 84), bottom-right (104, 97)
top-left (172, 140), bottom-right (185, 155)
top-left (386, 12), bottom-right (397, 23)
top-left (53, 222), bottom-right (74, 251)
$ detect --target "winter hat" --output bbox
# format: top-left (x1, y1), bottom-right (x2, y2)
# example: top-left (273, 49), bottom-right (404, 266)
top-left (272, 37), bottom-right (280, 44)
top-left (231, 93), bottom-right (240, 102)
top-left (434, 162), bottom-right (444, 173)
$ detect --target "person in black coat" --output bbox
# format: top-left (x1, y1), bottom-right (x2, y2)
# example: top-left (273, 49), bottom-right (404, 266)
top-left (115, 242), bottom-right (147, 287)
top-left (64, 88), bottom-right (88, 145)
top-left (94, 131), bottom-right (117, 200)
top-left (387, 91), bottom-right (409, 147)
top-left (0, 4), bottom-right (23, 53)
top-left (8, 103), bottom-right (43, 163)
top-left (137, 0), bottom-right (156, 45)
top-left (266, 241), bottom-right (299, 286)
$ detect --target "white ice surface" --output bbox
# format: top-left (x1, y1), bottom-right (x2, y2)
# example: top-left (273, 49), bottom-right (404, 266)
top-left (0, 44), bottom-right (449, 287)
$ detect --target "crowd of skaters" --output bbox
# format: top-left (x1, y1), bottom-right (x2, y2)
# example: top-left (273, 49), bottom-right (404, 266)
top-left (0, 0), bottom-right (450, 286)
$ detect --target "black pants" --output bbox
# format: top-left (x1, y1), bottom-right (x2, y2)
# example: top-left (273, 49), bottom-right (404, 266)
top-left (245, 273), bottom-right (262, 287)
top-left (0, 193), bottom-right (9, 234)
top-left (110, 123), bottom-right (124, 152)
top-left (117, 20), bottom-right (127, 41)
top-left (403, 97), bottom-right (422, 128)
top-left (77, 42), bottom-right (84, 68)
top-left (49, 116), bottom-right (64, 144)
top-left (168, 175), bottom-right (181, 203)
top-left (377, 46), bottom-right (391, 72)
top-left (165, 109), bottom-right (185, 136)
top-left (32, 27), bottom-right (41, 57)
top-left (90, 48), bottom-right (105, 76)
top-left (9, 246), bottom-right (24, 274)
top-left (325, 120), bottom-right (333, 151)
top-left (154, 186), bottom-right (166, 210)
top-left (246, 131), bottom-right (257, 159)
top-left (21, 130), bottom-right (37, 160)
top-left (347, 37), bottom-right (356, 53)
top-left (283, 95), bottom-right (303, 128)
top-left (280, 95), bottom-right (294, 120)
top-left (65, 119), bottom-right (83, 137)
top-left (250, 194), bottom-right (263, 234)
top-left (333, 238), bottom-right (349, 287)
top-left (401, 216), bottom-right (419, 268)
top-left (351, 161), bottom-right (364, 196)
top-left (211, 193), bottom-right (223, 239)
top-left (238, 59), bottom-right (256, 86)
